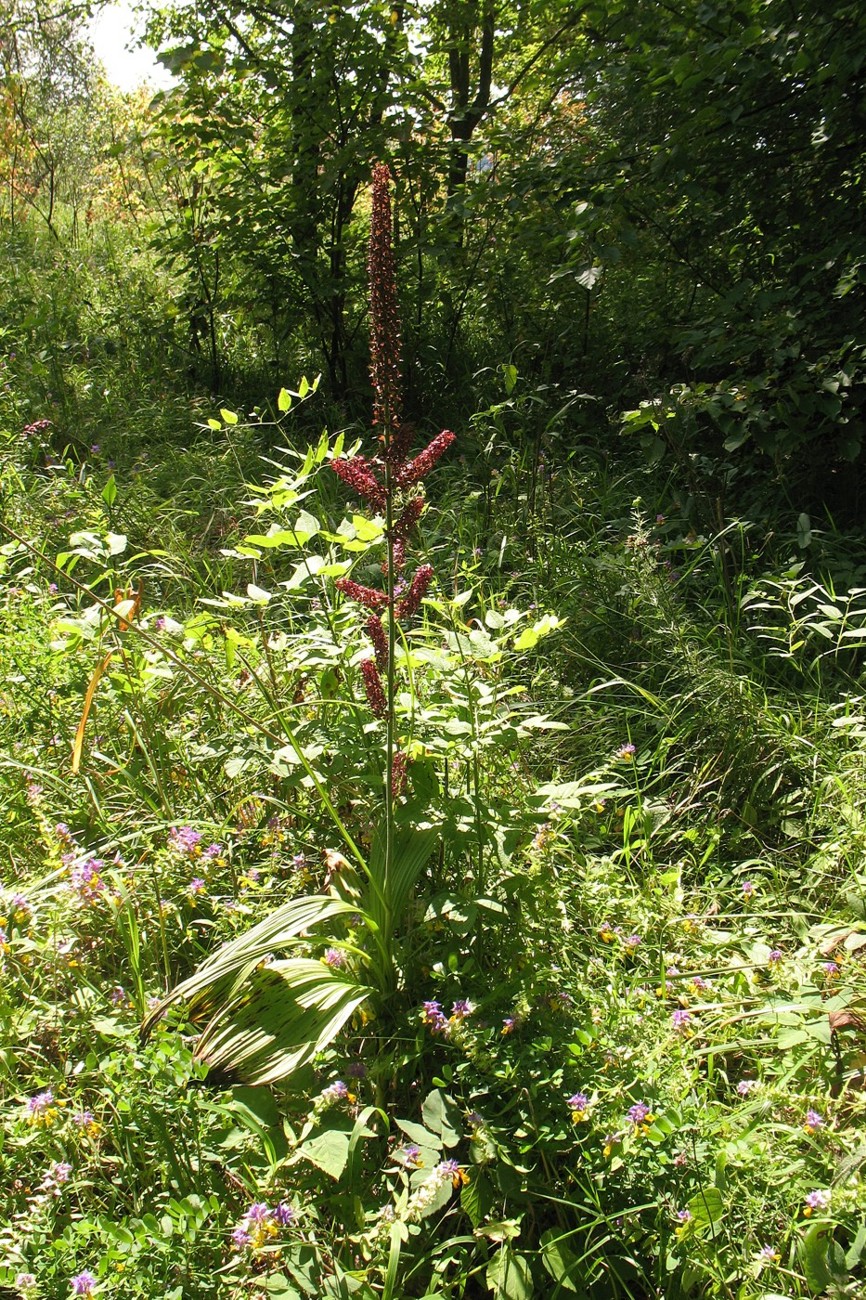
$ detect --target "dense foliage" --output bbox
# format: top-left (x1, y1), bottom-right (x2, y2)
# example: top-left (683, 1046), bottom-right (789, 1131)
top-left (1, 2), bottom-right (866, 1298)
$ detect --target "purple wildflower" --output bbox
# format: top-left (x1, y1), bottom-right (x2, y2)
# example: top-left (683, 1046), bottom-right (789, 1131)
top-left (320, 1080), bottom-right (350, 1104)
top-left (422, 1000), bottom-right (450, 1035)
top-left (70, 1273), bottom-right (97, 1296)
top-left (169, 825), bottom-right (203, 855)
top-left (628, 1102), bottom-right (652, 1127)
top-left (28, 1090), bottom-right (54, 1115)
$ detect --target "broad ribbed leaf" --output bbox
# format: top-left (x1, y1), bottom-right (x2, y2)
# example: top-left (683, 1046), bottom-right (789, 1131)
top-left (367, 820), bottom-right (439, 934)
top-left (193, 959), bottom-right (375, 1085)
top-left (142, 895), bottom-right (366, 1037)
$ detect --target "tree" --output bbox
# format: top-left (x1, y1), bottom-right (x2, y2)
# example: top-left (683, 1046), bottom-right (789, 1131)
top-left (551, 0), bottom-right (866, 494)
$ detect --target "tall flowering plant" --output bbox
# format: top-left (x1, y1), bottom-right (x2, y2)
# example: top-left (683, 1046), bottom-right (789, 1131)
top-left (144, 166), bottom-right (454, 1083)
top-left (331, 164), bottom-right (454, 847)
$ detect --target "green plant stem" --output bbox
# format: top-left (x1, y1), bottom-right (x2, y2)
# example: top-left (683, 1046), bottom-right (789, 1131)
top-left (383, 416), bottom-right (397, 994)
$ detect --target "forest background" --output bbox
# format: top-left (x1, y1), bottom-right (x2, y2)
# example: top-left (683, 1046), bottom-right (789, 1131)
top-left (2, 1), bottom-right (866, 1298)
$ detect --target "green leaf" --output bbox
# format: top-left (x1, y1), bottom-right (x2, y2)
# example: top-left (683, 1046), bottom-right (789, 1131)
top-left (102, 474), bottom-right (117, 507)
top-left (265, 1275), bottom-right (302, 1299)
top-left (244, 530), bottom-right (300, 548)
top-left (192, 959), bottom-right (375, 1085)
top-left (296, 1129), bottom-right (351, 1180)
top-left (367, 819), bottom-right (439, 938)
top-left (796, 512), bottom-right (812, 549)
top-left (846, 1223), bottom-right (866, 1269)
top-left (540, 1229), bottom-right (580, 1291)
top-left (395, 1118), bottom-right (440, 1150)
top-left (278, 388), bottom-right (292, 413)
top-left (486, 1248), bottom-right (533, 1300)
top-left (460, 1171), bottom-right (493, 1229)
top-left (799, 1222), bottom-right (833, 1292)
top-left (352, 514), bottom-right (385, 542)
top-left (142, 895), bottom-right (365, 1030)
top-left (687, 1187), bottom-right (724, 1230)
top-left (421, 1090), bottom-right (461, 1148)
top-left (512, 614), bottom-right (562, 651)
top-left (220, 407), bottom-right (239, 424)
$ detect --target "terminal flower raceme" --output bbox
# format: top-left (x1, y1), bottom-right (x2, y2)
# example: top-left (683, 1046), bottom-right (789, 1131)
top-left (330, 165), bottom-right (456, 724)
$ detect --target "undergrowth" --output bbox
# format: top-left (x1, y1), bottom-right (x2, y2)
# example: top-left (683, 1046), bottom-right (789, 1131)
top-left (0, 212), bottom-right (865, 1300)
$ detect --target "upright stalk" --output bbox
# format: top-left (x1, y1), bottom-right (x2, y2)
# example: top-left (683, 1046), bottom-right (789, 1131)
top-left (330, 164), bottom-right (455, 984)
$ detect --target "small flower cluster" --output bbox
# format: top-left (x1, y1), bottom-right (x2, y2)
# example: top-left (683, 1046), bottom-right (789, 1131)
top-left (628, 1101), bottom-right (656, 1135)
top-left (22, 418), bottom-right (52, 437)
top-left (599, 924), bottom-right (641, 950)
top-left (70, 1272), bottom-right (97, 1296)
top-left (168, 826), bottom-right (223, 861)
top-left (2, 894), bottom-right (33, 928)
top-left (73, 1109), bottom-right (101, 1138)
top-left (314, 1079), bottom-right (355, 1111)
top-left (420, 999), bottom-right (473, 1038)
top-left (68, 857), bottom-right (106, 905)
top-left (40, 1160), bottom-right (73, 1195)
top-left (567, 1092), bottom-right (590, 1123)
top-left (231, 1200), bottom-right (295, 1252)
top-left (394, 1143), bottom-right (424, 1168)
top-left (375, 1158), bottom-right (469, 1240)
top-left (803, 1188), bottom-right (830, 1216)
top-left (321, 947), bottom-right (347, 969)
top-left (27, 1090), bottom-right (59, 1128)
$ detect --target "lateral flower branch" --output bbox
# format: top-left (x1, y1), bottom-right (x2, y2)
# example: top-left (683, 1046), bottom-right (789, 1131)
top-left (331, 163), bottom-right (455, 785)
